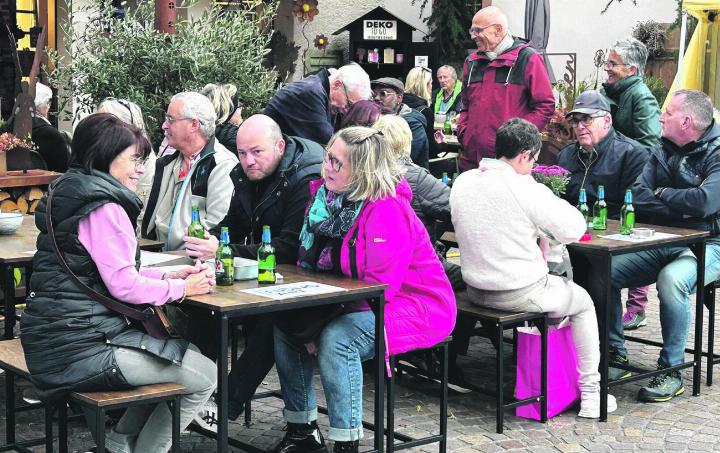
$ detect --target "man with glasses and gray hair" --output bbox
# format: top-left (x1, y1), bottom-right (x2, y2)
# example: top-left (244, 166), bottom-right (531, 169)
top-left (142, 91), bottom-right (238, 255)
top-left (557, 90), bottom-right (648, 218)
top-left (601, 37), bottom-right (662, 332)
top-left (264, 63), bottom-right (371, 145)
top-left (455, 5), bottom-right (554, 172)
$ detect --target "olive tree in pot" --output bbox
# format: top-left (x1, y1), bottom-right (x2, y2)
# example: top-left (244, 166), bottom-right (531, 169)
top-left (48, 0), bottom-right (279, 147)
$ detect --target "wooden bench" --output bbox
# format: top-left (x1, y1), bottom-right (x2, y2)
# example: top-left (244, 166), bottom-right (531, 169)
top-left (0, 339), bottom-right (185, 453)
top-left (455, 292), bottom-right (548, 434)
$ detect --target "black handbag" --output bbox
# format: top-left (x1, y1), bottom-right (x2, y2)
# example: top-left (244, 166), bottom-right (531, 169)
top-left (276, 209), bottom-right (364, 344)
top-left (45, 188), bottom-right (172, 340)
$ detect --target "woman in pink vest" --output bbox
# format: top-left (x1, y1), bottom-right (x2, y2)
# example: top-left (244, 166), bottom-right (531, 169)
top-left (272, 127), bottom-right (456, 453)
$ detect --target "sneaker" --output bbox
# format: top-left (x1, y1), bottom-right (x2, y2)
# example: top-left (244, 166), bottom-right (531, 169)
top-left (578, 392), bottom-right (617, 418)
top-left (623, 311), bottom-right (647, 330)
top-left (638, 369), bottom-right (685, 402)
top-left (192, 398), bottom-right (218, 433)
top-left (608, 349), bottom-right (631, 381)
top-left (333, 440), bottom-right (359, 453)
top-left (273, 422), bottom-right (328, 453)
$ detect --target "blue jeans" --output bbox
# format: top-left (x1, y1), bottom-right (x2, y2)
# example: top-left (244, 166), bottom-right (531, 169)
top-left (609, 243), bottom-right (720, 367)
top-left (274, 310), bottom-right (375, 441)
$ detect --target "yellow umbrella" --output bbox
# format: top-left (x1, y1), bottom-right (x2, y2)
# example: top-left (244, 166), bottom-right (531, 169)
top-left (663, 0), bottom-right (720, 109)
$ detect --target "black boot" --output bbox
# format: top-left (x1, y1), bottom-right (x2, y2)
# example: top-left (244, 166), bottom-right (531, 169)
top-left (274, 422), bottom-right (328, 453)
top-left (333, 440), bottom-right (359, 453)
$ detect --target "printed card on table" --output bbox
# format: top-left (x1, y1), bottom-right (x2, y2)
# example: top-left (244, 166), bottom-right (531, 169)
top-left (242, 281), bottom-right (347, 300)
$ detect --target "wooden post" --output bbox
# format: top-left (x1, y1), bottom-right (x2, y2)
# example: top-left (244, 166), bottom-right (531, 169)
top-left (155, 0), bottom-right (177, 34)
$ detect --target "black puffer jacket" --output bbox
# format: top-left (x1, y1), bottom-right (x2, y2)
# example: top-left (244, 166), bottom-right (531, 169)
top-left (558, 128), bottom-right (648, 218)
top-left (215, 121), bottom-right (239, 154)
top-left (632, 121), bottom-right (720, 242)
top-left (404, 92), bottom-right (437, 160)
top-left (21, 170), bottom-right (188, 401)
top-left (402, 158), bottom-right (450, 242)
top-left (212, 134), bottom-right (323, 263)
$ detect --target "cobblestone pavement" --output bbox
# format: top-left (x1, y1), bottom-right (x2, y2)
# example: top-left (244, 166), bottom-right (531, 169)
top-left (4, 286), bottom-right (720, 452)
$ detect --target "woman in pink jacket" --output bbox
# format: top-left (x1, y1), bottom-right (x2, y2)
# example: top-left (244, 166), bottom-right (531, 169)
top-left (272, 127), bottom-right (456, 453)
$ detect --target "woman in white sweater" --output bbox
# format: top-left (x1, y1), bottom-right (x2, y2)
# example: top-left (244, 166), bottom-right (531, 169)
top-left (449, 118), bottom-right (616, 418)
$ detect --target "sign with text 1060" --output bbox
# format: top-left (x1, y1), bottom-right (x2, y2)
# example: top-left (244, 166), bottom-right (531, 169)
top-left (363, 20), bottom-right (397, 40)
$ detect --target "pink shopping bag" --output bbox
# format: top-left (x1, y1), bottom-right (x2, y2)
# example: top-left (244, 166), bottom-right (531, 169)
top-left (515, 319), bottom-right (580, 420)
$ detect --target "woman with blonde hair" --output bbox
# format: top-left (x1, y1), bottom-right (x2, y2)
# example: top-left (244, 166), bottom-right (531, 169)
top-left (97, 99), bottom-right (157, 228)
top-left (272, 127), bottom-right (455, 453)
top-left (200, 83), bottom-right (244, 153)
top-left (403, 67), bottom-right (435, 159)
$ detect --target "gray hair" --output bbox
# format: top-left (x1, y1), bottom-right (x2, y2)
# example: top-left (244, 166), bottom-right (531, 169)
top-left (171, 91), bottom-right (217, 139)
top-left (97, 98), bottom-right (147, 132)
top-left (330, 63), bottom-right (372, 101)
top-left (609, 37), bottom-right (649, 76)
top-left (35, 82), bottom-right (53, 109)
top-left (437, 65), bottom-right (458, 82)
top-left (200, 83), bottom-right (237, 125)
top-left (674, 89), bottom-right (714, 131)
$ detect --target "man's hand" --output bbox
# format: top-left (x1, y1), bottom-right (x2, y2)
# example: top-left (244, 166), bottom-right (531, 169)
top-left (183, 232), bottom-right (219, 260)
top-left (434, 130), bottom-right (446, 144)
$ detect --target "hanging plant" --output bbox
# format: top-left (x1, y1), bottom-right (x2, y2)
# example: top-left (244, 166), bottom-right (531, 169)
top-left (292, 0), bottom-right (319, 22)
top-left (313, 34), bottom-right (328, 50)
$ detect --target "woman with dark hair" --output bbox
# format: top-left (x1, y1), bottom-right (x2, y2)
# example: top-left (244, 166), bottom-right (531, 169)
top-left (272, 127), bottom-right (455, 453)
top-left (20, 113), bottom-right (218, 452)
top-left (339, 99), bottom-right (382, 129)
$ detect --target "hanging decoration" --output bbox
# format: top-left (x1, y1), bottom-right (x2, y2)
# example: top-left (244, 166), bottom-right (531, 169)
top-left (313, 34), bottom-right (328, 50)
top-left (292, 0), bottom-right (319, 22)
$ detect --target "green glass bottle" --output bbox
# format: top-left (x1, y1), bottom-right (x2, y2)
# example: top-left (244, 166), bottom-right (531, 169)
top-left (215, 227), bottom-right (234, 286)
top-left (443, 118), bottom-right (453, 135)
top-left (577, 188), bottom-right (590, 231)
top-left (257, 225), bottom-right (276, 284)
top-left (187, 204), bottom-right (205, 239)
top-left (592, 185), bottom-right (608, 230)
top-left (620, 189), bottom-right (635, 235)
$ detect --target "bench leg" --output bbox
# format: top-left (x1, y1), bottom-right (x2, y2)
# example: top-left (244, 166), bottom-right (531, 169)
top-left (438, 343), bottom-right (448, 453)
top-left (5, 372), bottom-right (15, 445)
top-left (386, 356), bottom-right (396, 453)
top-left (59, 402), bottom-right (68, 453)
top-left (44, 403), bottom-right (54, 453)
top-left (540, 316), bottom-right (548, 423)
top-left (496, 322), bottom-right (504, 434)
top-left (707, 284), bottom-right (716, 386)
top-left (169, 395), bottom-right (181, 453)
top-left (95, 408), bottom-right (105, 453)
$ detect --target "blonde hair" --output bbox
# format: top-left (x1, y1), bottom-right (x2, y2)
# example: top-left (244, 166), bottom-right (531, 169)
top-left (405, 67), bottom-right (432, 103)
top-left (326, 127), bottom-right (401, 202)
top-left (372, 115), bottom-right (412, 159)
top-left (200, 83), bottom-right (238, 124)
top-left (97, 98), bottom-right (148, 134)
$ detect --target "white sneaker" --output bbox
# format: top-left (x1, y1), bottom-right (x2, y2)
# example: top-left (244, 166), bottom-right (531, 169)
top-left (578, 392), bottom-right (617, 419)
top-left (191, 398), bottom-right (218, 433)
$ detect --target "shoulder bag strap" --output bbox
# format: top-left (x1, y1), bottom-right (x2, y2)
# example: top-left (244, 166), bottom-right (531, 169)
top-left (45, 188), bottom-right (151, 321)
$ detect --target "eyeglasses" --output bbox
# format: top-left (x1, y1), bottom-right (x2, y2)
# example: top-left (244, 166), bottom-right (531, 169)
top-left (568, 114), bottom-right (605, 127)
top-left (324, 150), bottom-right (343, 172)
top-left (164, 114), bottom-right (193, 125)
top-left (602, 60), bottom-right (630, 69)
top-left (372, 89), bottom-right (396, 99)
top-left (528, 150), bottom-right (540, 164)
top-left (469, 24), bottom-right (498, 36)
top-left (341, 82), bottom-right (353, 110)
top-left (416, 66), bottom-right (431, 74)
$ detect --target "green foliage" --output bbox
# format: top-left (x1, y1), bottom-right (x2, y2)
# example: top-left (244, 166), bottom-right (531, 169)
top-left (633, 20), bottom-right (667, 57)
top-left (412, 0), bottom-right (472, 66)
top-left (48, 0), bottom-right (279, 146)
top-left (554, 79), bottom-right (592, 111)
top-left (643, 75), bottom-right (668, 106)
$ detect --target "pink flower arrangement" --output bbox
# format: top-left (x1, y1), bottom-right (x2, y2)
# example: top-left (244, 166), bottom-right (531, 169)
top-left (0, 132), bottom-right (35, 154)
top-left (531, 165), bottom-right (571, 196)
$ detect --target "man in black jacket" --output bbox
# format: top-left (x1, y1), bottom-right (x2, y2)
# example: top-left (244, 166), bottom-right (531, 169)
top-left (558, 90), bottom-right (648, 216)
top-left (184, 114), bottom-right (323, 422)
top-left (606, 89), bottom-right (720, 403)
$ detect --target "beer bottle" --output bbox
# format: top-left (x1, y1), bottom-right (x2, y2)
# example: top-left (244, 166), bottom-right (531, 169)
top-left (443, 118), bottom-right (453, 135)
top-left (620, 189), bottom-right (635, 235)
top-left (577, 188), bottom-right (591, 231)
top-left (215, 227), bottom-right (234, 286)
top-left (592, 185), bottom-right (608, 230)
top-left (257, 225), bottom-right (276, 284)
top-left (187, 204), bottom-right (205, 239)
top-left (441, 172), bottom-right (449, 185)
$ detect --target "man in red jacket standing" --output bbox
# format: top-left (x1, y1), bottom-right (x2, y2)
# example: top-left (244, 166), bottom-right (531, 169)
top-left (456, 6), bottom-right (555, 172)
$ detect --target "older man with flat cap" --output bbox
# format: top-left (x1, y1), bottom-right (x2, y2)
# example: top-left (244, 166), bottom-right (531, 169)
top-left (371, 77), bottom-right (429, 168)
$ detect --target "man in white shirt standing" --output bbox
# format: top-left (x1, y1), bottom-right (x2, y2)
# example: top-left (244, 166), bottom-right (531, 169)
top-left (450, 117), bottom-right (616, 418)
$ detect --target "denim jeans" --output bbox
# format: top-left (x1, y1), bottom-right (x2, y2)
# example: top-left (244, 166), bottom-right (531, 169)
top-left (609, 243), bottom-right (720, 367)
top-left (274, 310), bottom-right (375, 441)
top-left (102, 344), bottom-right (217, 453)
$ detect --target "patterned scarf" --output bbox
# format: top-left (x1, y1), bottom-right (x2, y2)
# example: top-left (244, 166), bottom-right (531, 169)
top-left (298, 185), bottom-right (363, 272)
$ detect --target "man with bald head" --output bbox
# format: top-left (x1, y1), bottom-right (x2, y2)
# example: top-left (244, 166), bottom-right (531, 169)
top-left (455, 6), bottom-right (555, 172)
top-left (184, 114), bottom-right (323, 423)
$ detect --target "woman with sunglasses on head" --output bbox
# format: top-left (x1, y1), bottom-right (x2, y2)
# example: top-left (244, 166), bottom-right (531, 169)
top-left (98, 98), bottom-right (158, 231)
top-left (404, 66), bottom-right (437, 158)
top-left (200, 83), bottom-right (244, 154)
top-left (272, 127), bottom-right (456, 453)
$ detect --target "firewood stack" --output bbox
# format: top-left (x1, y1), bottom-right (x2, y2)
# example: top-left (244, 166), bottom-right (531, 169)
top-left (0, 187), bottom-right (44, 214)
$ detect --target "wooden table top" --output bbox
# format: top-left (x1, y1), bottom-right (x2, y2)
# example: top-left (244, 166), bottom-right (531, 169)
top-left (184, 264), bottom-right (387, 314)
top-left (0, 170), bottom-right (61, 189)
top-left (0, 215), bottom-right (164, 263)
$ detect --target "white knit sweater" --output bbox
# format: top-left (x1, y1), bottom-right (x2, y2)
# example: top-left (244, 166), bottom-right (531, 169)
top-left (449, 159), bottom-right (586, 291)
